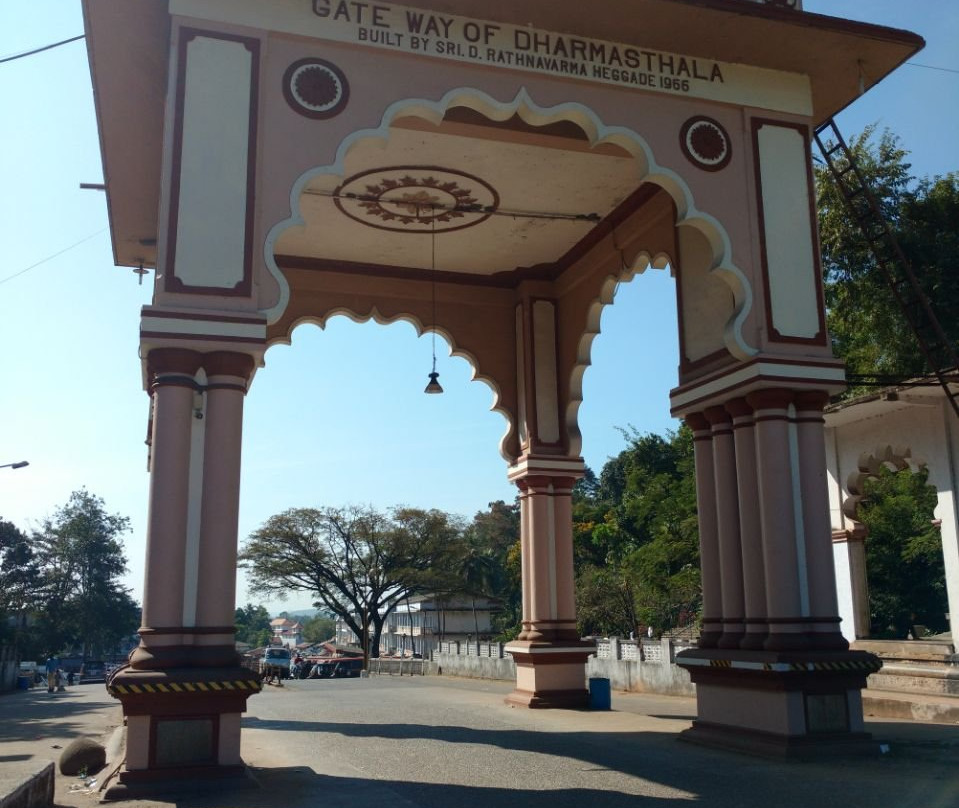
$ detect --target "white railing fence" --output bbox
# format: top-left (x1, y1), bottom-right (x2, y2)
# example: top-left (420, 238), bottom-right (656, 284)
top-left (433, 636), bottom-right (695, 663)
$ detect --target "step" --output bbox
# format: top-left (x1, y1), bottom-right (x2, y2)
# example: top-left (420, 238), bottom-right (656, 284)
top-left (854, 639), bottom-right (956, 664)
top-left (862, 689), bottom-right (959, 725)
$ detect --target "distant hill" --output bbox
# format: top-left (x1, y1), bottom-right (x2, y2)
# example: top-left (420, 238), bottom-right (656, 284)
top-left (274, 608), bottom-right (337, 620)
top-left (275, 608), bottom-right (318, 620)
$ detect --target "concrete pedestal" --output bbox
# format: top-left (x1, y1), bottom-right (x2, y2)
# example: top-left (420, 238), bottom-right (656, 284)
top-left (504, 640), bottom-right (594, 708)
top-left (104, 665), bottom-right (261, 799)
top-left (676, 647), bottom-right (882, 758)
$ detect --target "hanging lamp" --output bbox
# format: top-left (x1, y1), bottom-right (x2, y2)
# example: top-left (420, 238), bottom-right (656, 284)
top-left (424, 210), bottom-right (444, 394)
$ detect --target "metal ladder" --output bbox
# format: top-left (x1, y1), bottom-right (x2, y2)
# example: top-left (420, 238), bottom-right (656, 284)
top-left (813, 118), bottom-right (959, 417)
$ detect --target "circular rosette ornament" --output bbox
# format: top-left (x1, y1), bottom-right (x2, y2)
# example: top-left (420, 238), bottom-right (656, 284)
top-left (334, 167), bottom-right (500, 233)
top-left (680, 116), bottom-right (732, 172)
top-left (283, 58), bottom-right (349, 119)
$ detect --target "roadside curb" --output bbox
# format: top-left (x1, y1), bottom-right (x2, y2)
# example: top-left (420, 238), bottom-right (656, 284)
top-left (0, 762), bottom-right (54, 808)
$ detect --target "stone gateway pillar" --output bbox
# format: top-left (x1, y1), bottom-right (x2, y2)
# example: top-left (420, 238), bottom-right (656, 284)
top-left (108, 348), bottom-right (261, 795)
top-left (505, 464), bottom-right (594, 707)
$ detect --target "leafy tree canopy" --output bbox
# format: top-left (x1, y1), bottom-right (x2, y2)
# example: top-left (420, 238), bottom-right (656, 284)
top-left (858, 466), bottom-right (946, 638)
top-left (33, 490), bottom-right (140, 659)
top-left (234, 603), bottom-right (272, 648)
top-left (240, 505), bottom-right (463, 659)
top-left (573, 426), bottom-right (700, 637)
top-left (816, 125), bottom-right (959, 389)
top-left (302, 613), bottom-right (336, 644)
top-left (0, 518), bottom-right (41, 649)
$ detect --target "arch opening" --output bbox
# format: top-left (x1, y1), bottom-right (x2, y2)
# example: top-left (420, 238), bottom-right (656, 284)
top-left (243, 315), bottom-right (515, 533)
top-left (263, 87), bottom-right (756, 461)
top-left (843, 446), bottom-right (948, 640)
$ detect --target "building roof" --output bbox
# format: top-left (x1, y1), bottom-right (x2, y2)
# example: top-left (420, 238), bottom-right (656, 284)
top-left (824, 377), bottom-right (957, 428)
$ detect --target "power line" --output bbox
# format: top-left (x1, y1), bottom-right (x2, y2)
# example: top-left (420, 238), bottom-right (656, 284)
top-left (2, 32), bottom-right (956, 77)
top-left (0, 229), bottom-right (106, 286)
top-left (0, 34), bottom-right (85, 65)
top-left (905, 61), bottom-right (959, 76)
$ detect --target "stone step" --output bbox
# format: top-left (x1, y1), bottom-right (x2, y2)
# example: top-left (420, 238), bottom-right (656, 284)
top-left (854, 639), bottom-right (956, 665)
top-left (862, 688), bottom-right (959, 724)
top-left (867, 663), bottom-right (959, 697)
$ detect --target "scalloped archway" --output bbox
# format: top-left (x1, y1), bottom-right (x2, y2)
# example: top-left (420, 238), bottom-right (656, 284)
top-left (263, 87), bottom-right (756, 463)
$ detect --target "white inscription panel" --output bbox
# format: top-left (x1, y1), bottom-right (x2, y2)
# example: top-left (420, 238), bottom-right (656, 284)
top-left (171, 0), bottom-right (812, 115)
top-left (174, 36), bottom-right (252, 290)
top-left (757, 124), bottom-right (821, 340)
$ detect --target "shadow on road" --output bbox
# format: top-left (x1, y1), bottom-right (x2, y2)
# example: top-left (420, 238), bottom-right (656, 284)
top-left (0, 687), bottom-right (115, 744)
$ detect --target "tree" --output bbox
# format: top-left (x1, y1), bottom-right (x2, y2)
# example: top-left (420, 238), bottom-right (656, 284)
top-left (573, 426), bottom-right (700, 637)
top-left (460, 500), bottom-right (521, 640)
top-left (240, 505), bottom-right (463, 660)
top-left (0, 518), bottom-right (41, 654)
top-left (33, 490), bottom-right (140, 659)
top-left (302, 613), bottom-right (336, 644)
top-left (576, 564), bottom-right (637, 638)
top-left (858, 467), bottom-right (947, 638)
top-left (815, 126), bottom-right (959, 389)
top-left (234, 603), bottom-right (272, 648)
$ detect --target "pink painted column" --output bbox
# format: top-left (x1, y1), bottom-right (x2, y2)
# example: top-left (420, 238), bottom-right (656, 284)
top-left (747, 389), bottom-right (808, 651)
top-left (704, 406), bottom-right (745, 649)
top-left (194, 351), bottom-right (256, 665)
top-left (518, 484), bottom-right (533, 638)
top-left (794, 392), bottom-right (848, 649)
top-left (725, 397), bottom-right (768, 650)
top-left (131, 348), bottom-right (202, 669)
top-left (517, 474), bottom-right (579, 643)
top-left (685, 414), bottom-right (723, 649)
top-left (506, 463), bottom-right (592, 708)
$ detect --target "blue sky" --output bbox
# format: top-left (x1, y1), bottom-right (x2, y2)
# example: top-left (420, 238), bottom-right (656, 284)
top-left (1, 1), bottom-right (956, 615)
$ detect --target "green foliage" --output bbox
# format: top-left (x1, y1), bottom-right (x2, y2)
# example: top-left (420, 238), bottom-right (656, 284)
top-left (31, 490), bottom-right (139, 659)
top-left (460, 500), bottom-right (521, 640)
top-left (815, 126), bottom-right (959, 388)
top-left (234, 603), bottom-right (272, 648)
top-left (576, 564), bottom-right (637, 637)
top-left (302, 613), bottom-right (336, 644)
top-left (240, 505), bottom-right (463, 658)
top-left (858, 467), bottom-right (947, 638)
top-left (573, 425), bottom-right (700, 636)
top-left (0, 519), bottom-right (41, 651)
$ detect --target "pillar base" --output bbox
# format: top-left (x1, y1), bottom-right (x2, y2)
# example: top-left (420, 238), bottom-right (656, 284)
top-left (102, 764), bottom-right (256, 801)
top-left (504, 640), bottom-right (593, 709)
top-left (676, 647), bottom-right (882, 758)
top-left (106, 664), bottom-right (261, 788)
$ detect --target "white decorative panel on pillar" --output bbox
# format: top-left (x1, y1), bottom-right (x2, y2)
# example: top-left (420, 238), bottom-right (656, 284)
top-left (754, 121), bottom-right (824, 343)
top-left (516, 305), bottom-right (528, 448)
top-left (170, 32), bottom-right (257, 295)
top-left (532, 300), bottom-right (560, 445)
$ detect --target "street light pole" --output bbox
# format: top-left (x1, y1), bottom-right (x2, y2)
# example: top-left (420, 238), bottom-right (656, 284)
top-left (0, 461), bottom-right (28, 470)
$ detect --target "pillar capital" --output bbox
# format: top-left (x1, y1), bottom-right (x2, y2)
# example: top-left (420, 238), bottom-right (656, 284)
top-left (684, 412), bottom-right (711, 434)
top-left (794, 390), bottom-right (830, 414)
top-left (703, 405), bottom-right (734, 428)
top-left (147, 348), bottom-right (203, 378)
top-left (745, 387), bottom-right (794, 413)
top-left (507, 454), bottom-right (585, 485)
top-left (203, 350), bottom-right (256, 381)
top-left (724, 396), bottom-right (754, 420)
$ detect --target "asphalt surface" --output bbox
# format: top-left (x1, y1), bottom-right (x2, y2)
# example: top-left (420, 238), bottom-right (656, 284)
top-left (2, 676), bottom-right (958, 807)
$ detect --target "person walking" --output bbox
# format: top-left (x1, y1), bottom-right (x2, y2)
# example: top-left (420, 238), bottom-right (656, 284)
top-left (45, 655), bottom-right (60, 693)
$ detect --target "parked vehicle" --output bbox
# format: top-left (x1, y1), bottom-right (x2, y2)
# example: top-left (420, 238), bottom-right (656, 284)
top-left (80, 661), bottom-right (106, 683)
top-left (259, 647), bottom-right (292, 680)
top-left (310, 657), bottom-right (363, 678)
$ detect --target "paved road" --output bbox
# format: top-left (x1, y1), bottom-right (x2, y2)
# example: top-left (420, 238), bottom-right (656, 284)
top-left (3, 676), bottom-right (958, 807)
